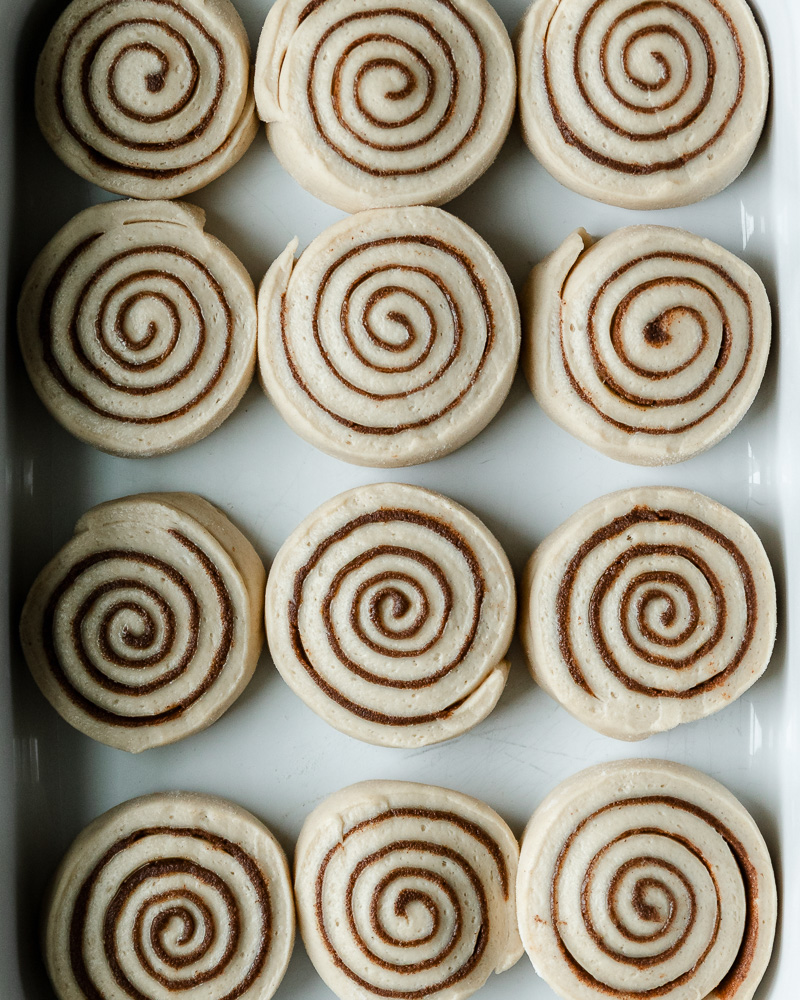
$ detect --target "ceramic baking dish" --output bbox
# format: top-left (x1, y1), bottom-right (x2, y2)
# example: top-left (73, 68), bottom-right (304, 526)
top-left (1, 0), bottom-right (798, 996)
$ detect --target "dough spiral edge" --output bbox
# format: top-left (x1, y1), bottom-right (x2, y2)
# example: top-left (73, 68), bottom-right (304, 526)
top-left (524, 226), bottom-right (771, 466)
top-left (266, 483), bottom-right (515, 746)
top-left (20, 493), bottom-right (265, 752)
top-left (517, 0), bottom-right (769, 209)
top-left (295, 781), bottom-right (522, 999)
top-left (255, 0), bottom-right (516, 210)
top-left (36, 0), bottom-right (257, 197)
top-left (45, 793), bottom-right (294, 1000)
top-left (19, 200), bottom-right (257, 457)
top-left (258, 207), bottom-right (520, 467)
top-left (521, 487), bottom-right (776, 740)
top-left (517, 760), bottom-right (777, 1000)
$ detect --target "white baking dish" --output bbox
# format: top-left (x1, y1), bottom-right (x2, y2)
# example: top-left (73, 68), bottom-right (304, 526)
top-left (1, 0), bottom-right (798, 997)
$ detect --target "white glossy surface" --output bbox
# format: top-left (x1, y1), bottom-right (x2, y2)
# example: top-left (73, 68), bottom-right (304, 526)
top-left (1, 1), bottom-right (797, 998)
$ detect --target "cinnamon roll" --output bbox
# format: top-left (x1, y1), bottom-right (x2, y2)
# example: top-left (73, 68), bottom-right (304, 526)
top-left (44, 792), bottom-right (295, 1000)
top-left (517, 759), bottom-right (777, 1000)
top-left (516, 0), bottom-right (770, 209)
top-left (520, 486), bottom-right (777, 741)
top-left (18, 199), bottom-right (257, 458)
top-left (523, 226), bottom-right (771, 466)
top-left (295, 780), bottom-right (522, 1000)
top-left (20, 492), bottom-right (266, 752)
top-left (253, 0), bottom-right (516, 212)
top-left (265, 482), bottom-right (516, 747)
top-left (258, 206), bottom-right (520, 467)
top-left (36, 0), bottom-right (258, 198)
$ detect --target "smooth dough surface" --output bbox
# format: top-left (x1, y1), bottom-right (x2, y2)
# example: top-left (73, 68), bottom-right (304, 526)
top-left (520, 486), bottom-right (776, 740)
top-left (36, 0), bottom-right (258, 198)
top-left (19, 199), bottom-right (257, 458)
top-left (20, 492), bottom-right (266, 752)
top-left (254, 0), bottom-right (516, 212)
top-left (517, 759), bottom-right (777, 1000)
top-left (266, 482), bottom-right (516, 747)
top-left (523, 226), bottom-right (771, 466)
top-left (258, 206), bottom-right (520, 467)
top-left (44, 791), bottom-right (295, 1000)
top-left (295, 779), bottom-right (523, 1000)
top-left (516, 0), bottom-right (769, 209)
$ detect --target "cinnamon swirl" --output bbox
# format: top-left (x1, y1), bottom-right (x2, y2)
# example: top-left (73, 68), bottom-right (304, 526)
top-left (516, 0), bottom-right (770, 209)
top-left (520, 486), bottom-right (777, 740)
top-left (265, 482), bottom-right (516, 747)
top-left (258, 206), bottom-right (520, 467)
top-left (18, 199), bottom-right (257, 458)
top-left (36, 0), bottom-right (258, 198)
top-left (295, 780), bottom-right (522, 1000)
top-left (523, 226), bottom-right (771, 466)
top-left (517, 759), bottom-right (777, 1000)
top-left (253, 0), bottom-right (516, 212)
top-left (20, 492), bottom-right (266, 752)
top-left (44, 792), bottom-right (294, 1000)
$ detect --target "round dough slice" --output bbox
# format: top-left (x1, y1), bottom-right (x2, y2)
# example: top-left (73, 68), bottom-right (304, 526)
top-left (258, 206), bottom-right (520, 467)
top-left (295, 780), bottom-right (522, 1000)
top-left (516, 0), bottom-right (769, 209)
top-left (523, 226), bottom-right (771, 466)
top-left (520, 486), bottom-right (776, 741)
top-left (36, 0), bottom-right (258, 198)
top-left (266, 482), bottom-right (516, 747)
top-left (18, 199), bottom-right (257, 458)
top-left (20, 492), bottom-right (266, 752)
top-left (253, 0), bottom-right (516, 212)
top-left (44, 792), bottom-right (295, 1000)
top-left (517, 759), bottom-right (777, 1000)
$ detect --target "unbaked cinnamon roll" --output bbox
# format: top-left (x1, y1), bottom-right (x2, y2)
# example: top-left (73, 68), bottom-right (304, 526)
top-left (516, 0), bottom-right (769, 209)
top-left (18, 199), bottom-right (257, 458)
top-left (517, 759), bottom-right (777, 1000)
top-left (21, 492), bottom-right (265, 752)
top-left (520, 486), bottom-right (776, 740)
top-left (295, 780), bottom-right (522, 1000)
top-left (265, 482), bottom-right (516, 747)
top-left (254, 0), bottom-right (516, 212)
top-left (44, 792), bottom-right (294, 1000)
top-left (523, 226), bottom-right (771, 466)
top-left (36, 0), bottom-right (258, 198)
top-left (258, 206), bottom-right (520, 467)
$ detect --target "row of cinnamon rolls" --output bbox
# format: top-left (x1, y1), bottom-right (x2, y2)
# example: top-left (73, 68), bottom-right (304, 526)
top-left (35, 0), bottom-right (769, 212)
top-left (42, 762), bottom-right (776, 1000)
top-left (20, 481), bottom-right (775, 752)
top-left (18, 199), bottom-right (772, 467)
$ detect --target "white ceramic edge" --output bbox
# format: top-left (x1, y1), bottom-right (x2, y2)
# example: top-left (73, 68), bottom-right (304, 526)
top-left (772, 6), bottom-right (800, 994)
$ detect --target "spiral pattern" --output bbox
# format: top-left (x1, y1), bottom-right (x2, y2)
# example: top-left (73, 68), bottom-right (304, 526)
top-left (20, 493), bottom-right (265, 752)
top-left (517, 760), bottom-right (777, 1000)
top-left (18, 200), bottom-right (257, 457)
top-left (254, 0), bottom-right (515, 211)
top-left (517, 0), bottom-right (769, 209)
top-left (524, 226), bottom-right (771, 465)
top-left (295, 781), bottom-right (522, 1000)
top-left (521, 487), bottom-right (776, 741)
top-left (36, 0), bottom-right (257, 198)
top-left (45, 793), bottom-right (294, 1000)
top-left (258, 206), bottom-right (519, 467)
top-left (266, 483), bottom-right (515, 747)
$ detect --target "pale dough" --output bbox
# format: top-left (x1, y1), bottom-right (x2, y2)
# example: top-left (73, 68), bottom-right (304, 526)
top-left (21, 492), bottom-right (266, 752)
top-left (295, 779), bottom-right (523, 1000)
top-left (19, 199), bottom-right (257, 458)
top-left (517, 759), bottom-right (777, 1000)
top-left (265, 482), bottom-right (516, 747)
top-left (520, 486), bottom-right (777, 740)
